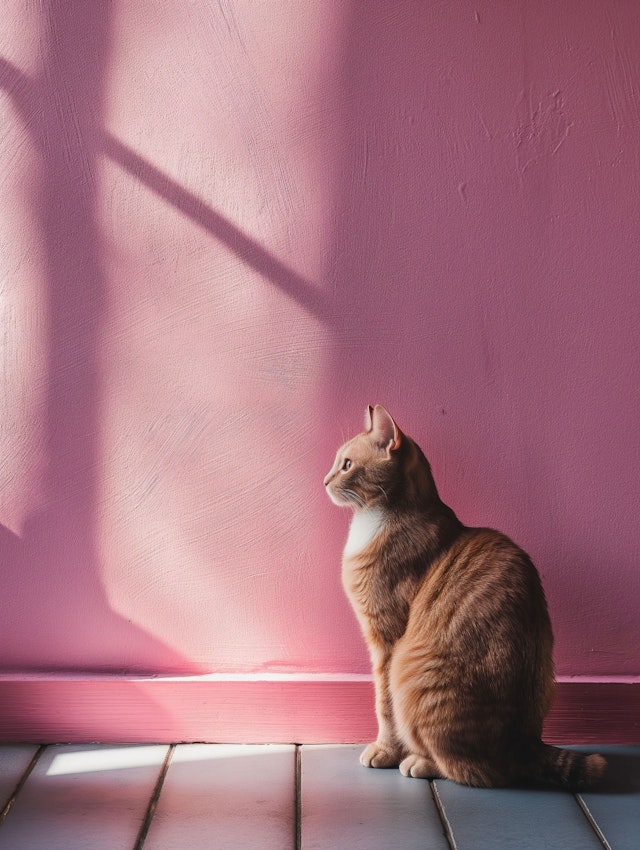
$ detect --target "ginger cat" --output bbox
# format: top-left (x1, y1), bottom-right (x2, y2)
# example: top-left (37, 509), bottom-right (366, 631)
top-left (324, 405), bottom-right (605, 789)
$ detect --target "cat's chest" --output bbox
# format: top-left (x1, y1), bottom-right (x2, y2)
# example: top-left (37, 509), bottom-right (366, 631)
top-left (343, 508), bottom-right (386, 558)
top-left (342, 511), bottom-right (419, 647)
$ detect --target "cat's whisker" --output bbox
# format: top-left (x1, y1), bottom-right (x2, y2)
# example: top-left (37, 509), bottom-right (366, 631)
top-left (345, 489), bottom-right (365, 509)
top-left (376, 485), bottom-right (389, 505)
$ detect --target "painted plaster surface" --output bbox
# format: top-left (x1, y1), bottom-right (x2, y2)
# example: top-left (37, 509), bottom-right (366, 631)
top-left (0, 1), bottom-right (638, 678)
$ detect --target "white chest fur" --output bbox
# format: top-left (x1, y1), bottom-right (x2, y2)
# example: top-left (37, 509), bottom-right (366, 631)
top-left (343, 508), bottom-right (386, 558)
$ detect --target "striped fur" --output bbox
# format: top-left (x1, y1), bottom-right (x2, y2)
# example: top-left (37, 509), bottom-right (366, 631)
top-left (324, 405), bottom-right (606, 789)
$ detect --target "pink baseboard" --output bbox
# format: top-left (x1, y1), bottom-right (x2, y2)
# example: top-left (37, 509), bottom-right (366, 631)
top-left (0, 674), bottom-right (637, 744)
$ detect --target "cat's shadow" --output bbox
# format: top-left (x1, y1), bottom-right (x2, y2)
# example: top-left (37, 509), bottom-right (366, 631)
top-left (591, 750), bottom-right (640, 795)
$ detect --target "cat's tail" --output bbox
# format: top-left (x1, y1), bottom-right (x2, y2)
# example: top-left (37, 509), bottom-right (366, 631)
top-left (526, 743), bottom-right (606, 790)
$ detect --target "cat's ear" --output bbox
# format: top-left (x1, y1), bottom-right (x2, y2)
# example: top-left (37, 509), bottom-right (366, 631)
top-left (370, 405), bottom-right (401, 452)
top-left (364, 405), bottom-right (374, 432)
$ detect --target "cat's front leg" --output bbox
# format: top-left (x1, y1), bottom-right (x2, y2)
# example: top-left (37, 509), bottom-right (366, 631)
top-left (361, 648), bottom-right (405, 769)
top-left (399, 753), bottom-right (443, 779)
top-left (360, 742), bottom-right (402, 768)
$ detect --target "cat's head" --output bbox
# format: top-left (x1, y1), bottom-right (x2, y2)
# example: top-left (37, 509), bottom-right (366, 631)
top-left (324, 405), bottom-right (437, 511)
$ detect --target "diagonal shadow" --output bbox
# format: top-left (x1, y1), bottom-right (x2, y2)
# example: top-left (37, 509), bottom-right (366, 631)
top-left (101, 133), bottom-right (333, 324)
top-left (1, 61), bottom-right (332, 326)
top-left (0, 56), bottom-right (23, 93)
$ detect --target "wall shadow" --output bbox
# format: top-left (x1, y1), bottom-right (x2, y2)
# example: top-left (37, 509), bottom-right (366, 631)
top-left (319, 1), bottom-right (640, 679)
top-left (323, 4), bottom-right (465, 425)
top-left (0, 3), bottom-right (194, 672)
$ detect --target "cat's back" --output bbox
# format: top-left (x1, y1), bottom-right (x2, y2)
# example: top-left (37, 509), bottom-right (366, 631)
top-left (408, 526), bottom-right (553, 659)
top-left (427, 525), bottom-right (538, 579)
top-left (420, 527), bottom-right (548, 608)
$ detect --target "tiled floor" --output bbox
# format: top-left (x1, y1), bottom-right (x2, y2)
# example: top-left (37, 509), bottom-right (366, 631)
top-left (0, 743), bottom-right (637, 849)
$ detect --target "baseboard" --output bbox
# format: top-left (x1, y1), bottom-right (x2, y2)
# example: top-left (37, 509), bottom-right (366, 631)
top-left (0, 674), bottom-right (637, 744)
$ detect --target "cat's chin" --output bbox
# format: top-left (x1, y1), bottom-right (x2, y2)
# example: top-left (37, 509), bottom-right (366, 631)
top-left (327, 491), bottom-right (355, 509)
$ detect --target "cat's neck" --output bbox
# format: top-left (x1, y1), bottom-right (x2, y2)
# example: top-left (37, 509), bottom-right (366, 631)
top-left (342, 500), bottom-right (464, 566)
top-left (343, 507), bottom-right (387, 559)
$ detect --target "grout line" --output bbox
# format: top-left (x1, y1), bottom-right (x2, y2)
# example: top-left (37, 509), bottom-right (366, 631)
top-left (0, 745), bottom-right (46, 825)
top-left (295, 745), bottom-right (302, 850)
top-left (574, 794), bottom-right (612, 850)
top-left (430, 781), bottom-right (457, 850)
top-left (133, 744), bottom-right (175, 850)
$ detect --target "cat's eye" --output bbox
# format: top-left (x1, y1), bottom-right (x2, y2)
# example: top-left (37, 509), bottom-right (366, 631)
top-left (341, 459), bottom-right (352, 472)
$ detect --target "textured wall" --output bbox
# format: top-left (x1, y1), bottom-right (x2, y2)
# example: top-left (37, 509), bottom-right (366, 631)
top-left (1, 1), bottom-right (638, 678)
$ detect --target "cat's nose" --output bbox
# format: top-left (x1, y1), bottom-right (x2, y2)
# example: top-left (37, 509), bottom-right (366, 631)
top-left (323, 472), bottom-right (332, 487)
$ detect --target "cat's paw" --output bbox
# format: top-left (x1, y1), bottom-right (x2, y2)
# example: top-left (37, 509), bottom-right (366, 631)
top-left (360, 742), bottom-right (401, 769)
top-left (399, 754), bottom-right (441, 779)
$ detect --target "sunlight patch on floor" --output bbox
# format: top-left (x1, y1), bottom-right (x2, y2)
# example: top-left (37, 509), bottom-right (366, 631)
top-left (46, 745), bottom-right (167, 776)
top-left (45, 743), bottom-right (294, 776)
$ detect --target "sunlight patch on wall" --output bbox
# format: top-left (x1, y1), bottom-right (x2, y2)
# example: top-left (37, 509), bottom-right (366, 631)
top-left (94, 2), bottom-right (352, 671)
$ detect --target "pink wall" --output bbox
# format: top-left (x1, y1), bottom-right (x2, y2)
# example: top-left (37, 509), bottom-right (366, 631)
top-left (1, 1), bottom-right (638, 680)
